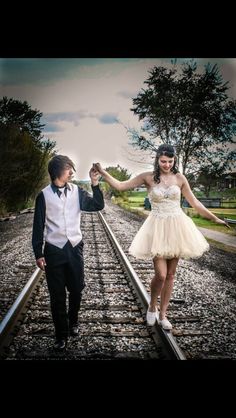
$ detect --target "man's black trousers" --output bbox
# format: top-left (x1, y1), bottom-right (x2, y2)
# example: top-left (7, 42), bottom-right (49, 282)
top-left (44, 240), bottom-right (85, 340)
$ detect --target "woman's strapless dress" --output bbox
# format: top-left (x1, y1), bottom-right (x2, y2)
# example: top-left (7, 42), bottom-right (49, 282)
top-left (128, 185), bottom-right (210, 260)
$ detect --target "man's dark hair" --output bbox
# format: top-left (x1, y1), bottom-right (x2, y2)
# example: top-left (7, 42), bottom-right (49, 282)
top-left (48, 155), bottom-right (76, 181)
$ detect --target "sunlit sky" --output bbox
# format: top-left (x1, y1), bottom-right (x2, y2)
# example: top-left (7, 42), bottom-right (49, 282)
top-left (1, 58), bottom-right (236, 180)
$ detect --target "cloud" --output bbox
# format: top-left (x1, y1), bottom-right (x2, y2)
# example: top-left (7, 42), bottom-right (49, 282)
top-left (2, 57), bottom-right (236, 180)
top-left (117, 90), bottom-right (140, 99)
top-left (98, 113), bottom-right (119, 124)
top-left (42, 110), bottom-right (120, 129)
top-left (41, 111), bottom-right (120, 133)
top-left (0, 58), bottom-right (112, 86)
top-left (42, 111), bottom-right (88, 127)
top-left (0, 58), bottom-right (148, 87)
top-left (43, 123), bottom-right (65, 133)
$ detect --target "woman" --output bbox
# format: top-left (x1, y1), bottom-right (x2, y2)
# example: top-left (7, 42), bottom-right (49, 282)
top-left (93, 144), bottom-right (229, 330)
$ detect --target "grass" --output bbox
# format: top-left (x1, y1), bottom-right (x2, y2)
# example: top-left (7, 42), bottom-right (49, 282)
top-left (127, 196), bottom-right (146, 203)
top-left (126, 191), bottom-right (148, 208)
top-left (184, 208), bottom-right (236, 234)
top-left (127, 191), bottom-right (147, 198)
top-left (191, 216), bottom-right (236, 235)
top-left (206, 208), bottom-right (236, 216)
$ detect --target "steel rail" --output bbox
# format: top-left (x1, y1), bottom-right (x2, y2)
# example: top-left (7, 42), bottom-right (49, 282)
top-left (98, 210), bottom-right (186, 360)
top-left (0, 268), bottom-right (43, 356)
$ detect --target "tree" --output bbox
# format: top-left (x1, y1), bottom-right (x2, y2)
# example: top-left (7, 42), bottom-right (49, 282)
top-left (100, 165), bottom-right (131, 198)
top-left (0, 97), bottom-right (56, 213)
top-left (0, 123), bottom-right (53, 211)
top-left (0, 96), bottom-right (45, 146)
top-left (129, 60), bottom-right (236, 178)
top-left (196, 167), bottom-right (224, 197)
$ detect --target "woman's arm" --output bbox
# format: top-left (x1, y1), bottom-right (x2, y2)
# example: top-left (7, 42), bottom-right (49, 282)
top-left (93, 163), bottom-right (148, 191)
top-left (181, 175), bottom-right (229, 227)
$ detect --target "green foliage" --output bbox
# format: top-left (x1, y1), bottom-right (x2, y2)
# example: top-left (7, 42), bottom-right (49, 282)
top-left (190, 216), bottom-right (236, 235)
top-left (72, 180), bottom-right (91, 192)
top-left (129, 60), bottom-right (236, 178)
top-left (0, 96), bottom-right (56, 152)
top-left (196, 168), bottom-right (221, 197)
top-left (0, 200), bottom-right (8, 217)
top-left (128, 191), bottom-right (147, 198)
top-left (0, 124), bottom-right (52, 211)
top-left (0, 96), bottom-right (44, 144)
top-left (0, 97), bottom-right (56, 213)
top-left (105, 165), bottom-right (131, 181)
top-left (101, 165), bottom-right (131, 198)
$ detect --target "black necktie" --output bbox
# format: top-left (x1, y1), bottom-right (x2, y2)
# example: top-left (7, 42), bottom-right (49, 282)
top-left (56, 189), bottom-right (62, 198)
top-left (56, 188), bottom-right (67, 198)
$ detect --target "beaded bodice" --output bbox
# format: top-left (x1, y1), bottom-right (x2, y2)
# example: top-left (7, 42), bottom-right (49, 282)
top-left (148, 185), bottom-right (182, 218)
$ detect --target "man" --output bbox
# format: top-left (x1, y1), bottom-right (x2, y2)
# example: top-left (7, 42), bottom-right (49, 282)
top-left (32, 155), bottom-right (104, 350)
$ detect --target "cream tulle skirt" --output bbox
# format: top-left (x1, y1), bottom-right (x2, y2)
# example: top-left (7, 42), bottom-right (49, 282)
top-left (128, 211), bottom-right (210, 260)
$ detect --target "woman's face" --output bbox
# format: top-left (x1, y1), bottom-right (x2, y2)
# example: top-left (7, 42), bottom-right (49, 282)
top-left (158, 155), bottom-right (175, 173)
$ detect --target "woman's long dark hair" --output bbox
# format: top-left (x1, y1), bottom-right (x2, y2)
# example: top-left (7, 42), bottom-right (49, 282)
top-left (153, 144), bottom-right (179, 183)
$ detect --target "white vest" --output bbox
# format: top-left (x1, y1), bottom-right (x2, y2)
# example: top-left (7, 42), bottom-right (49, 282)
top-left (42, 183), bottom-right (82, 248)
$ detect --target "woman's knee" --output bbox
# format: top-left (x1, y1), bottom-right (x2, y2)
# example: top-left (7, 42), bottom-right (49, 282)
top-left (166, 273), bottom-right (175, 282)
top-left (155, 273), bottom-right (166, 282)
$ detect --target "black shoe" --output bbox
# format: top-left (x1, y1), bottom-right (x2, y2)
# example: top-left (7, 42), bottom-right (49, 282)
top-left (69, 325), bottom-right (79, 337)
top-left (53, 339), bottom-right (67, 350)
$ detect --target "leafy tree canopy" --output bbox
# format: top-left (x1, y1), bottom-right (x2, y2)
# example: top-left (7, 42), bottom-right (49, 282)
top-left (101, 165), bottom-right (131, 198)
top-left (0, 96), bottom-right (44, 141)
top-left (129, 60), bottom-right (236, 178)
top-left (0, 97), bottom-right (56, 213)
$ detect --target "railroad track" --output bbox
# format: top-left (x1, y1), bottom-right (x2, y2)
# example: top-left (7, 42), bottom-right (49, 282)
top-left (0, 211), bottom-right (185, 360)
top-left (1, 201), bottom-right (235, 360)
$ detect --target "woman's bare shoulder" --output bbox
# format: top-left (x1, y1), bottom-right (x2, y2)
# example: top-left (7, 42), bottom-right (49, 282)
top-left (142, 171), bottom-right (153, 178)
top-left (141, 171), bottom-right (154, 183)
top-left (176, 172), bottom-right (186, 181)
top-left (175, 172), bottom-right (187, 188)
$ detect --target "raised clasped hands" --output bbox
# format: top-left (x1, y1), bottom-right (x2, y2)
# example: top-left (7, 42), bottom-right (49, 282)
top-left (92, 162), bottom-right (105, 175)
top-left (89, 164), bottom-right (101, 185)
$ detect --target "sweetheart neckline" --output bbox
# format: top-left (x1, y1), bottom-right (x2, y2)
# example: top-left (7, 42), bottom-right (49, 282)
top-left (149, 184), bottom-right (181, 193)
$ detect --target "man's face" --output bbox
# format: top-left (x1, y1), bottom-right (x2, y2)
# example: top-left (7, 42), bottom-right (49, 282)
top-left (58, 164), bottom-right (74, 183)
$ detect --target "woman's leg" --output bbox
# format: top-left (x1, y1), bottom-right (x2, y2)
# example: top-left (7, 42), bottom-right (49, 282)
top-left (159, 258), bottom-right (179, 320)
top-left (149, 257), bottom-right (168, 311)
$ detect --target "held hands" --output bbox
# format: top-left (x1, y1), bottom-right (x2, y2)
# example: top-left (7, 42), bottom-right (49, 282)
top-left (36, 257), bottom-right (46, 271)
top-left (89, 165), bottom-right (100, 186)
top-left (92, 163), bottom-right (106, 176)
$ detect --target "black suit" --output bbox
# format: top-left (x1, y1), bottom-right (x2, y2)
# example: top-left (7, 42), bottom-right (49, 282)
top-left (32, 184), bottom-right (104, 341)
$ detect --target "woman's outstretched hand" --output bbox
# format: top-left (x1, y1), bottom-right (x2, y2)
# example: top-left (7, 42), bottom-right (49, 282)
top-left (215, 218), bottom-right (231, 229)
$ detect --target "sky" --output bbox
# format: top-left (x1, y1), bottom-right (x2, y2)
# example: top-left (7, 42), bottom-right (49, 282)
top-left (1, 58), bottom-right (236, 180)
